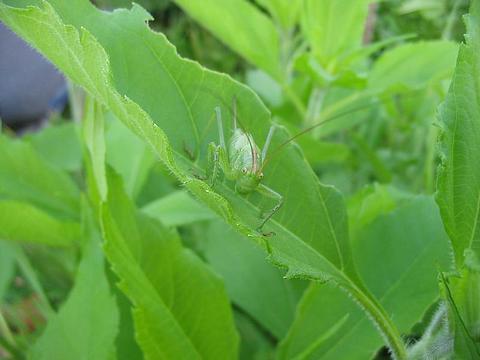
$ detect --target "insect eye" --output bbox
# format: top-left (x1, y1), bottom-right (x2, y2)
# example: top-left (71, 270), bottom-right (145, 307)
top-left (242, 167), bottom-right (248, 174)
top-left (259, 173), bottom-right (264, 179)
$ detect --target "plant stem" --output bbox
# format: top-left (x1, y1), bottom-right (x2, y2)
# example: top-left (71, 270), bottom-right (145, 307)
top-left (424, 123), bottom-right (438, 193)
top-left (347, 284), bottom-right (408, 360)
top-left (281, 83), bottom-right (307, 119)
top-left (0, 310), bottom-right (14, 345)
top-left (442, 0), bottom-right (462, 40)
top-left (306, 88), bottom-right (326, 128)
top-left (13, 245), bottom-right (54, 317)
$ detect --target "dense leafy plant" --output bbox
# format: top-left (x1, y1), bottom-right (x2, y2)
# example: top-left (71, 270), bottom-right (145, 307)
top-left (0, 0), bottom-right (478, 359)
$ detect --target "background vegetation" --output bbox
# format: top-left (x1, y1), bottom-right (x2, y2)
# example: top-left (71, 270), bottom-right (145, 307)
top-left (0, 0), bottom-right (478, 359)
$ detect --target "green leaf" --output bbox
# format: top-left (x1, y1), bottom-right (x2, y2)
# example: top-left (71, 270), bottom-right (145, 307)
top-left (141, 190), bottom-right (217, 227)
top-left (301, 0), bottom-right (371, 69)
top-left (255, 0), bottom-right (301, 29)
top-left (31, 235), bottom-right (119, 360)
top-left (0, 135), bottom-right (80, 219)
top-left (25, 122), bottom-right (82, 172)
top-left (0, 200), bottom-right (80, 247)
top-left (205, 221), bottom-right (305, 339)
top-left (436, 0), bottom-right (480, 267)
top-left (82, 97), bottom-right (107, 202)
top-left (368, 41), bottom-right (458, 93)
top-left (173, 0), bottom-right (282, 79)
top-left (0, 2), bottom-right (406, 355)
top-left (278, 196), bottom-right (453, 360)
top-left (102, 170), bottom-right (239, 359)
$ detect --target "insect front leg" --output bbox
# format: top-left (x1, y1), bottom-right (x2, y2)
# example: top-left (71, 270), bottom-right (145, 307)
top-left (255, 184), bottom-right (284, 234)
top-left (207, 143), bottom-right (237, 187)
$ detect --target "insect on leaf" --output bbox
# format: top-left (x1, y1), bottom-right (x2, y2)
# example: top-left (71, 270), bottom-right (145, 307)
top-left (0, 1), bottom-right (406, 356)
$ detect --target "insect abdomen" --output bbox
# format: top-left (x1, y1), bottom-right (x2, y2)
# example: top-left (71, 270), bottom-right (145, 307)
top-left (229, 129), bottom-right (260, 172)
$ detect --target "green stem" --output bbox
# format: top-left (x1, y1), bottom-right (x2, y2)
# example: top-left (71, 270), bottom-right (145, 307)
top-left (424, 124), bottom-right (438, 193)
top-left (306, 88), bottom-right (326, 127)
top-left (281, 83), bottom-right (307, 119)
top-left (348, 284), bottom-right (408, 360)
top-left (13, 245), bottom-right (54, 317)
top-left (0, 310), bottom-right (14, 345)
top-left (442, 0), bottom-right (462, 40)
top-left (67, 80), bottom-right (84, 123)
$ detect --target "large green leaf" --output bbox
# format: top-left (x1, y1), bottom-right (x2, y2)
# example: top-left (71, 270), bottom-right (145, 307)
top-left (0, 200), bottom-right (80, 246)
top-left (436, 0), bottom-right (480, 267)
top-left (173, 0), bottom-right (282, 79)
top-left (278, 196), bottom-right (453, 360)
top-left (31, 232), bottom-right (119, 360)
top-left (0, 135), bottom-right (80, 219)
top-left (0, 2), bottom-right (406, 355)
top-left (102, 171), bottom-right (239, 359)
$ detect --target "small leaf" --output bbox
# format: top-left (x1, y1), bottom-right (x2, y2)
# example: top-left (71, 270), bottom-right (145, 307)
top-left (31, 234), bottom-right (119, 360)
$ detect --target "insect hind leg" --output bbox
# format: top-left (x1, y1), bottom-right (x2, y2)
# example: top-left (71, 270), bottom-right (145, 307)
top-left (255, 184), bottom-right (283, 235)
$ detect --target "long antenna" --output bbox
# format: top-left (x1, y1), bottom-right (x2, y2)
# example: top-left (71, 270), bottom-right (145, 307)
top-left (261, 93), bottom-right (411, 171)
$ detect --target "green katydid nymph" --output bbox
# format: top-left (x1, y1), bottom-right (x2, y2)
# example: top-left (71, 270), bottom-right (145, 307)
top-left (206, 100), bottom-right (281, 235)
top-left (202, 93), bottom-right (411, 235)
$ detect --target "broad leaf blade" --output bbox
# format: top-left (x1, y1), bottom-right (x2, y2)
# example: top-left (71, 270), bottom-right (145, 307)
top-left (205, 221), bottom-right (305, 339)
top-left (102, 171), bottom-right (239, 360)
top-left (436, 0), bottom-right (480, 266)
top-left (279, 196), bottom-right (453, 359)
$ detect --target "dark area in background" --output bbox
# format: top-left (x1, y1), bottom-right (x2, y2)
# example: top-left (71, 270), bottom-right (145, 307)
top-left (0, 22), bottom-right (67, 131)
